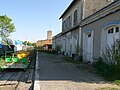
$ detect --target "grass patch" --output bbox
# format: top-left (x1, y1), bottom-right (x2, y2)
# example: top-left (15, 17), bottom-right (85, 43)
top-left (63, 56), bottom-right (97, 73)
top-left (113, 80), bottom-right (120, 86)
top-left (94, 58), bottom-right (120, 86)
top-left (38, 50), bottom-right (58, 54)
top-left (63, 56), bottom-right (80, 64)
top-left (96, 87), bottom-right (118, 90)
top-left (95, 40), bottom-right (120, 84)
top-left (95, 60), bottom-right (120, 81)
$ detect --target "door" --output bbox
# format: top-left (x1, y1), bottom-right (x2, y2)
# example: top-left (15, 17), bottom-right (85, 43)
top-left (107, 27), bottom-right (119, 48)
top-left (86, 33), bottom-right (93, 62)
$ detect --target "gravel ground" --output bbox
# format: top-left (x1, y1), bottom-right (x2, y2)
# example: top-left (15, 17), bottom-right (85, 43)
top-left (37, 52), bottom-right (120, 90)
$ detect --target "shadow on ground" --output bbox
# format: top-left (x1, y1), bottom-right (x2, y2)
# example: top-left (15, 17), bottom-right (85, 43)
top-left (36, 52), bottom-right (107, 84)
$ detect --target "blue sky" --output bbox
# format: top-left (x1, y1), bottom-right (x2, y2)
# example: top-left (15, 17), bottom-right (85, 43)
top-left (0, 0), bottom-right (72, 42)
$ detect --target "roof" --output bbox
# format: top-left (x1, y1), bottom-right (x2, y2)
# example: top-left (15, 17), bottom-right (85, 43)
top-left (52, 32), bottom-right (62, 39)
top-left (59, 0), bottom-right (78, 19)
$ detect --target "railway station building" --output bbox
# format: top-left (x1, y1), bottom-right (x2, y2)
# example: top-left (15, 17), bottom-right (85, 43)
top-left (52, 0), bottom-right (120, 63)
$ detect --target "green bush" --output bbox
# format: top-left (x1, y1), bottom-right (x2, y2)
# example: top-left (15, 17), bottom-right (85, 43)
top-left (63, 56), bottom-right (80, 64)
top-left (45, 50), bottom-right (58, 54)
top-left (55, 45), bottom-right (61, 53)
top-left (113, 80), bottom-right (120, 86)
top-left (95, 40), bottom-right (120, 81)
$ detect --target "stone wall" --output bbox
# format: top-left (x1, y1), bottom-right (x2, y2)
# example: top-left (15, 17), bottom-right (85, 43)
top-left (83, 0), bottom-right (112, 19)
top-left (36, 39), bottom-right (52, 47)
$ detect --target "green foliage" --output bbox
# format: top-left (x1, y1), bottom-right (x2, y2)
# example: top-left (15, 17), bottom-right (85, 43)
top-left (0, 15), bottom-right (15, 37)
top-left (97, 87), bottom-right (118, 90)
top-left (95, 58), bottom-right (120, 81)
top-left (95, 40), bottom-right (120, 81)
top-left (113, 80), bottom-right (120, 86)
top-left (23, 41), bottom-right (34, 46)
top-left (27, 41), bottom-right (33, 46)
top-left (106, 40), bottom-right (120, 66)
top-left (45, 50), bottom-right (57, 54)
top-left (95, 57), bottom-right (107, 72)
top-left (32, 43), bottom-right (36, 47)
top-left (63, 56), bottom-right (80, 64)
top-left (37, 49), bottom-right (58, 54)
top-left (55, 45), bottom-right (61, 53)
top-left (105, 40), bottom-right (120, 77)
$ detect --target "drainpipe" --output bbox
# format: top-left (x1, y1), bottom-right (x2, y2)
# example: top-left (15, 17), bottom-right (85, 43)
top-left (78, 0), bottom-right (85, 56)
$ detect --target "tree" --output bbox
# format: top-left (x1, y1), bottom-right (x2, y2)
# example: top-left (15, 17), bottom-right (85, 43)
top-left (22, 41), bottom-right (35, 46)
top-left (0, 15), bottom-right (15, 37)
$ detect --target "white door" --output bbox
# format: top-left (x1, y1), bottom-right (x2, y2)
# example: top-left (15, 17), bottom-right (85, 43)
top-left (86, 33), bottom-right (93, 62)
top-left (107, 27), bottom-right (119, 48)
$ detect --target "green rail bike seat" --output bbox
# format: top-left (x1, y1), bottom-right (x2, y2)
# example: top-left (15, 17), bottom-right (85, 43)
top-left (5, 57), bottom-right (12, 63)
top-left (21, 58), bottom-right (27, 63)
top-left (13, 57), bottom-right (19, 63)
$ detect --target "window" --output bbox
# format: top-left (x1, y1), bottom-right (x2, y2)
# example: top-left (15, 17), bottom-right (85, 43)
top-left (69, 15), bottom-right (72, 27)
top-left (65, 20), bottom-right (67, 30)
top-left (108, 27), bottom-right (119, 34)
top-left (108, 28), bottom-right (114, 34)
top-left (66, 18), bottom-right (68, 29)
top-left (62, 21), bottom-right (65, 31)
top-left (67, 15), bottom-right (72, 29)
top-left (108, 30), bottom-right (110, 34)
top-left (68, 16), bottom-right (70, 28)
top-left (115, 27), bottom-right (119, 33)
top-left (74, 10), bottom-right (77, 25)
top-left (67, 16), bottom-right (70, 29)
top-left (88, 34), bottom-right (91, 37)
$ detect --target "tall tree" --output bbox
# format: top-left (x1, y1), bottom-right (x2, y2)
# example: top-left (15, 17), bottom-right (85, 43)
top-left (0, 15), bottom-right (15, 37)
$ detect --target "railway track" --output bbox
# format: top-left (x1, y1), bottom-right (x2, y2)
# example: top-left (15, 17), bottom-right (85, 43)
top-left (0, 50), bottom-right (36, 90)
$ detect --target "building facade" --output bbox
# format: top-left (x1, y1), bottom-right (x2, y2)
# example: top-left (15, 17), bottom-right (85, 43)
top-left (53, 0), bottom-right (114, 57)
top-left (81, 0), bottom-right (120, 63)
top-left (52, 33), bottom-right (62, 50)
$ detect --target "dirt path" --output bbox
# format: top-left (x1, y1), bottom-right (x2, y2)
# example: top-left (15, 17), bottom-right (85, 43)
top-left (37, 52), bottom-right (119, 90)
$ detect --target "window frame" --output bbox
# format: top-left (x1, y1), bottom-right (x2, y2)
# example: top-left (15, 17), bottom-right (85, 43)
top-left (73, 9), bottom-right (78, 25)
